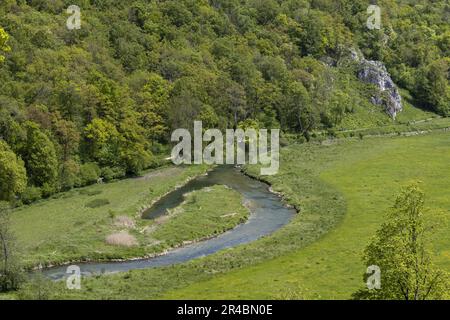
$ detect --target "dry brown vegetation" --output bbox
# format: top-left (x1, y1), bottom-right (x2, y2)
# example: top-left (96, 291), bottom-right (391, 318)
top-left (105, 232), bottom-right (138, 247)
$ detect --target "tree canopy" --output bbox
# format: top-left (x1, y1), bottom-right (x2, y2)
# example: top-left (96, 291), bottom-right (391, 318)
top-left (0, 0), bottom-right (448, 203)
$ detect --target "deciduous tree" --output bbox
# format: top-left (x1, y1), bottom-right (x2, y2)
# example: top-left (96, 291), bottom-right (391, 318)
top-left (0, 140), bottom-right (27, 201)
top-left (353, 184), bottom-right (449, 300)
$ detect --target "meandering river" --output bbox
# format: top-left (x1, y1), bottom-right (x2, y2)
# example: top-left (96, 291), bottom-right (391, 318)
top-left (43, 166), bottom-right (295, 280)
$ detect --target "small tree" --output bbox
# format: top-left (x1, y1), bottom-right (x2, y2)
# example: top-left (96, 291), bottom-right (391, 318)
top-left (353, 184), bottom-right (448, 300)
top-left (17, 272), bottom-right (52, 300)
top-left (0, 140), bottom-right (27, 201)
top-left (0, 201), bottom-right (23, 292)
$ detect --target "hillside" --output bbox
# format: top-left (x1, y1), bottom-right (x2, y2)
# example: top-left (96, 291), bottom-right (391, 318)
top-left (0, 0), bottom-right (449, 202)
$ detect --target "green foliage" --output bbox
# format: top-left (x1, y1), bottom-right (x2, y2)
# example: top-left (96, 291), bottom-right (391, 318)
top-left (59, 160), bottom-right (81, 191)
top-left (355, 0), bottom-right (450, 114)
top-left (84, 119), bottom-right (120, 166)
top-left (20, 122), bottom-right (58, 188)
top-left (20, 186), bottom-right (42, 205)
top-left (0, 140), bottom-right (27, 201)
top-left (416, 59), bottom-right (450, 116)
top-left (79, 162), bottom-right (101, 185)
top-left (353, 184), bottom-right (449, 300)
top-left (0, 0), bottom-right (448, 202)
top-left (101, 166), bottom-right (126, 182)
top-left (17, 273), bottom-right (53, 300)
top-left (0, 26), bottom-right (10, 63)
top-left (0, 202), bottom-right (24, 292)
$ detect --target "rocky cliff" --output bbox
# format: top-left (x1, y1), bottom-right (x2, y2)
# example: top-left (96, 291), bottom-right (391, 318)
top-left (347, 50), bottom-right (403, 119)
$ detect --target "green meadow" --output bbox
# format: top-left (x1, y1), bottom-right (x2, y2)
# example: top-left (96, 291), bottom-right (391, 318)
top-left (11, 165), bottom-right (209, 268)
top-left (165, 132), bottom-right (450, 299)
top-left (151, 185), bottom-right (249, 248)
top-left (34, 131), bottom-right (448, 300)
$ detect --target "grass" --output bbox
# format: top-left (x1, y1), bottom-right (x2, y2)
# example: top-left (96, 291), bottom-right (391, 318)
top-left (4, 131), bottom-right (450, 300)
top-left (320, 88), bottom-right (448, 139)
top-left (152, 185), bottom-right (249, 248)
top-left (333, 117), bottom-right (450, 139)
top-left (11, 165), bottom-right (209, 268)
top-left (163, 132), bottom-right (450, 299)
top-left (333, 81), bottom-right (436, 132)
top-left (41, 131), bottom-right (450, 300)
top-left (45, 140), bottom-right (350, 299)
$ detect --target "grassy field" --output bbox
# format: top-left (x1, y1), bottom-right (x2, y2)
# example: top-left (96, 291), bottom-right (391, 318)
top-left (152, 185), bottom-right (249, 248)
top-left (11, 165), bottom-right (209, 268)
top-left (164, 132), bottom-right (450, 299)
top-left (5, 131), bottom-right (450, 300)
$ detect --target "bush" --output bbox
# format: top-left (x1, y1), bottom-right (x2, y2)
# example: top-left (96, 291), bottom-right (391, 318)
top-left (80, 163), bottom-right (101, 185)
top-left (17, 274), bottom-right (52, 300)
top-left (279, 136), bottom-right (289, 147)
top-left (59, 160), bottom-right (81, 190)
top-left (0, 202), bottom-right (24, 292)
top-left (146, 156), bottom-right (167, 169)
top-left (101, 166), bottom-right (126, 182)
top-left (327, 128), bottom-right (337, 138)
top-left (20, 186), bottom-right (42, 205)
top-left (41, 182), bottom-right (57, 198)
top-left (0, 268), bottom-right (24, 292)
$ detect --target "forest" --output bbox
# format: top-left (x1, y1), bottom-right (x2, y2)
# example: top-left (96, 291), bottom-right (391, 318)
top-left (0, 0), bottom-right (449, 204)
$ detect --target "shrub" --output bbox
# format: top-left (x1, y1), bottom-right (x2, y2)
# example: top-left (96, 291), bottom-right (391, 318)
top-left (147, 157), bottom-right (166, 169)
top-left (0, 202), bottom-right (24, 292)
top-left (17, 274), bottom-right (52, 300)
top-left (40, 182), bottom-right (57, 198)
top-left (279, 136), bottom-right (289, 147)
top-left (59, 160), bottom-right (81, 190)
top-left (327, 128), bottom-right (337, 138)
top-left (101, 166), bottom-right (126, 182)
top-left (20, 186), bottom-right (42, 205)
top-left (80, 163), bottom-right (101, 185)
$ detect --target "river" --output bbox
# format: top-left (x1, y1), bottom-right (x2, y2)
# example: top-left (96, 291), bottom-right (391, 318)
top-left (43, 166), bottom-right (295, 280)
